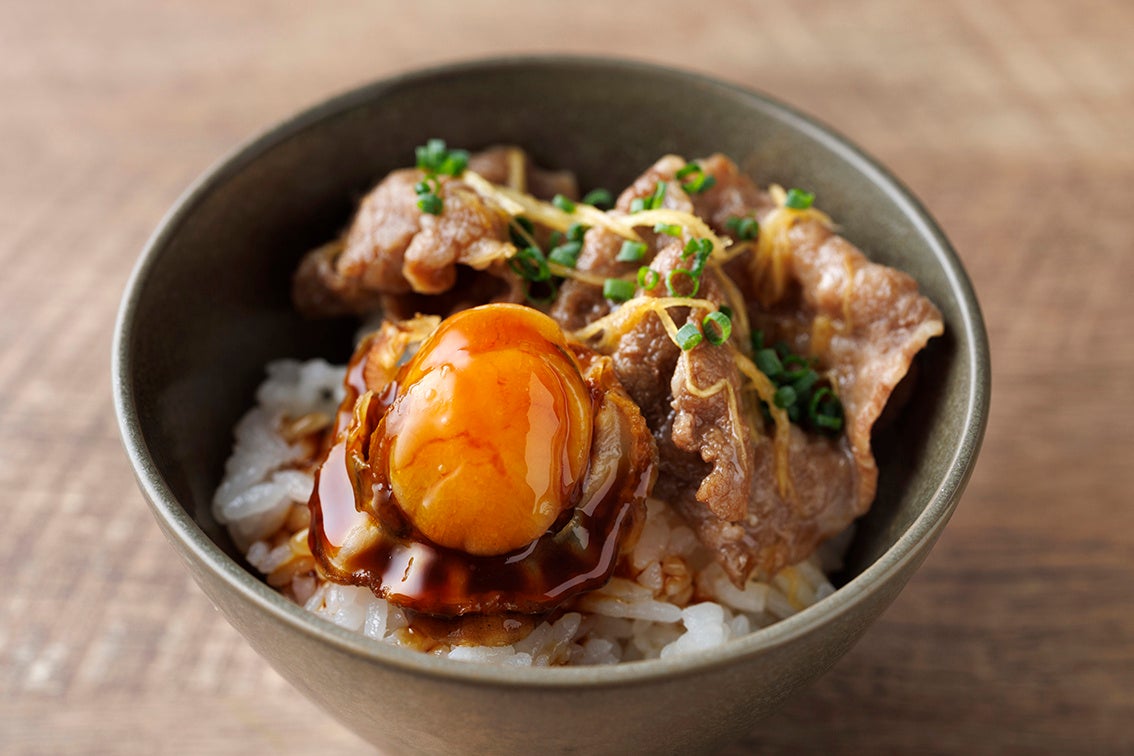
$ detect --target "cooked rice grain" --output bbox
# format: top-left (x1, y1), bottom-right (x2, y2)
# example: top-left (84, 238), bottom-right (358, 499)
top-left (214, 359), bottom-right (844, 665)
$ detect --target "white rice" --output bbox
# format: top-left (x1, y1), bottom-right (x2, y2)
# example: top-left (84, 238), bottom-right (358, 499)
top-left (213, 359), bottom-right (846, 666)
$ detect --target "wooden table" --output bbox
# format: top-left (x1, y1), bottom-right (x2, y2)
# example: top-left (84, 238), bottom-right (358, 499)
top-left (3, 1), bottom-right (1131, 752)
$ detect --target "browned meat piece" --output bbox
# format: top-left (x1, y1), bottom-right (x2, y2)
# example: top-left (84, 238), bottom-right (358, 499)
top-left (755, 218), bottom-right (946, 512)
top-left (676, 426), bottom-right (857, 583)
top-left (684, 216), bottom-right (944, 583)
top-left (293, 147), bottom-right (576, 318)
top-left (658, 244), bottom-right (754, 523)
top-left (467, 146), bottom-right (580, 200)
top-left (614, 155), bottom-right (695, 214)
top-left (687, 153), bottom-right (776, 234)
top-left (549, 229), bottom-right (624, 331)
top-left (615, 153), bottom-right (774, 235)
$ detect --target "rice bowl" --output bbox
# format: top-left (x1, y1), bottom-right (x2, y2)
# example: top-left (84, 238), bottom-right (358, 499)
top-left (114, 58), bottom-right (988, 754)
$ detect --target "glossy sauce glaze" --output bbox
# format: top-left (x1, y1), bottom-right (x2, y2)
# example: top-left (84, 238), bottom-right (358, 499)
top-left (307, 305), bottom-right (657, 617)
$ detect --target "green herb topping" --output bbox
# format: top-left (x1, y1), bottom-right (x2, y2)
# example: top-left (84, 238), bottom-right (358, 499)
top-left (603, 278), bottom-right (636, 303)
top-left (784, 188), bottom-right (815, 210)
top-left (582, 188), bottom-right (614, 208)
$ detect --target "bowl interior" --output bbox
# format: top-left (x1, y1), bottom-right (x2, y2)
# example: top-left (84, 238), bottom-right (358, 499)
top-left (118, 58), bottom-right (985, 641)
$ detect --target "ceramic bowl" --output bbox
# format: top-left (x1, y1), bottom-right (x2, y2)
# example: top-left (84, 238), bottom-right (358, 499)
top-left (113, 57), bottom-right (989, 755)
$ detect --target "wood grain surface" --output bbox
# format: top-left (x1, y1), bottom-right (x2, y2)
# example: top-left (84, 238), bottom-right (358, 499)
top-left (2, 1), bottom-right (1132, 753)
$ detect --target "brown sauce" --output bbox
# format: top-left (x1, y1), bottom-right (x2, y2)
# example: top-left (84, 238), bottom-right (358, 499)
top-left (307, 307), bottom-right (655, 619)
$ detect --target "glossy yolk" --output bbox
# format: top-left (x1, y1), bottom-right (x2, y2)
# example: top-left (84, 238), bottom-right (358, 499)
top-left (382, 304), bottom-right (593, 556)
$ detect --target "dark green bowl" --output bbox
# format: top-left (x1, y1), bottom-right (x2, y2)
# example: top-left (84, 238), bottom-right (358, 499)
top-left (113, 57), bottom-right (989, 755)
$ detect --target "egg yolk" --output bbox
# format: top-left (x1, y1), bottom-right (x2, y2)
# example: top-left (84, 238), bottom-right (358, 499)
top-left (382, 304), bottom-right (593, 556)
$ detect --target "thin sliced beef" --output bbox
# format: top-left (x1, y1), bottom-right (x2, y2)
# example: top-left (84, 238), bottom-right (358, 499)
top-left (293, 148), bottom-right (574, 318)
top-left (548, 228), bottom-right (625, 331)
top-left (614, 155), bottom-right (695, 214)
top-left (658, 245), bottom-right (754, 523)
top-left (685, 215), bottom-right (943, 583)
top-left (550, 156), bottom-right (694, 332)
top-left (752, 218), bottom-right (945, 513)
top-left (586, 154), bottom-right (941, 584)
top-left (467, 146), bottom-right (580, 200)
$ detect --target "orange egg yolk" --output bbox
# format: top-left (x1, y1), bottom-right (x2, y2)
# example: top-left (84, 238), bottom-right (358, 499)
top-left (382, 304), bottom-right (593, 556)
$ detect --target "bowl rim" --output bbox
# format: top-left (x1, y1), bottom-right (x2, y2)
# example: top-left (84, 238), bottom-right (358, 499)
top-left (113, 54), bottom-right (990, 688)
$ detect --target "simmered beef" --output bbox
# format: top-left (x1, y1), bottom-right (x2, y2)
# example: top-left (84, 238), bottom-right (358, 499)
top-left (293, 147), bottom-right (942, 588)
top-left (293, 147), bottom-right (574, 318)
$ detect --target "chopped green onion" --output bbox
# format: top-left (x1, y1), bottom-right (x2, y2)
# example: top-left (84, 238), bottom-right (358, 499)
top-left (415, 139), bottom-right (468, 177)
top-left (637, 266), bottom-right (660, 290)
top-left (509, 217), bottom-right (536, 247)
top-left (703, 311), bottom-right (732, 345)
top-left (675, 163), bottom-right (699, 179)
top-left (525, 278), bottom-right (559, 306)
top-left (690, 242), bottom-right (713, 277)
top-left (603, 277), bottom-right (636, 303)
top-left (809, 387), bottom-right (844, 432)
top-left (784, 188), bottom-right (815, 210)
top-left (508, 246), bottom-right (550, 282)
top-left (548, 241), bottom-right (582, 268)
top-left (553, 194), bottom-right (577, 213)
top-left (417, 193), bottom-right (443, 215)
top-left (631, 181), bottom-right (668, 213)
top-left (685, 174), bottom-right (716, 194)
top-left (754, 348), bottom-right (783, 377)
top-left (548, 230), bottom-right (565, 248)
top-left (415, 139), bottom-right (447, 171)
top-left (617, 240), bottom-right (647, 262)
top-left (815, 412), bottom-right (844, 432)
top-left (782, 354), bottom-right (810, 372)
top-left (438, 150), bottom-right (469, 177)
top-left (682, 238), bottom-right (712, 260)
top-left (751, 329), bottom-right (765, 352)
top-left (665, 268), bottom-right (700, 298)
top-left (791, 370), bottom-right (819, 395)
top-left (726, 215), bottom-right (759, 241)
top-left (675, 162), bottom-right (715, 194)
top-left (412, 140), bottom-right (470, 216)
top-left (582, 188), bottom-right (613, 208)
top-left (773, 385), bottom-right (798, 408)
top-left (675, 322), bottom-right (703, 351)
top-left (654, 222), bottom-right (682, 237)
top-left (566, 222), bottom-right (589, 242)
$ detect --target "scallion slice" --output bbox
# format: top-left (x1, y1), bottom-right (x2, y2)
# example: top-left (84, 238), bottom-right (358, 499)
top-left (637, 266), bottom-right (660, 290)
top-left (553, 194), bottom-right (577, 213)
top-left (703, 311), bottom-right (732, 345)
top-left (754, 348), bottom-right (783, 377)
top-left (617, 241), bottom-right (647, 262)
top-left (548, 241), bottom-right (582, 268)
top-left (603, 277), bottom-right (636, 303)
top-left (665, 268), bottom-right (700, 298)
top-left (582, 188), bottom-right (613, 208)
top-left (784, 188), bottom-right (815, 210)
top-left (508, 246), bottom-right (550, 282)
top-left (773, 385), bottom-right (798, 409)
top-left (417, 193), bottom-right (443, 215)
top-left (676, 322), bottom-right (702, 351)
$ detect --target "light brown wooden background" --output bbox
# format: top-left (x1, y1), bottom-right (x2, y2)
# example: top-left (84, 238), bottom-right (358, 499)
top-left (2, 1), bottom-right (1132, 753)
